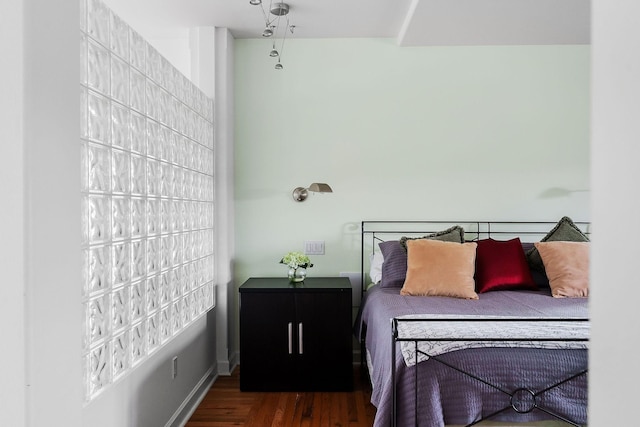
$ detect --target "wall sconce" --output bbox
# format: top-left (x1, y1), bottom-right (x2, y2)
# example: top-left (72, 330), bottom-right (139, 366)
top-left (292, 183), bottom-right (333, 202)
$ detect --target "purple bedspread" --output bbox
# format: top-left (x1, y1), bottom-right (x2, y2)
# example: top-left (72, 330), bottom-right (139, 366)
top-left (355, 285), bottom-right (589, 427)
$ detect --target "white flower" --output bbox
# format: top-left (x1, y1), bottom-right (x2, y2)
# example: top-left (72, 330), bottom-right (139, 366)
top-left (280, 251), bottom-right (313, 269)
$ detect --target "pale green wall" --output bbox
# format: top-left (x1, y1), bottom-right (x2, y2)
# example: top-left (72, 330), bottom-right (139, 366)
top-left (234, 38), bottom-right (590, 285)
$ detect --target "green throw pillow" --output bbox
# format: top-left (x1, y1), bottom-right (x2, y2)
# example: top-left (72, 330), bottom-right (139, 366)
top-left (399, 225), bottom-right (466, 250)
top-left (526, 216), bottom-right (590, 271)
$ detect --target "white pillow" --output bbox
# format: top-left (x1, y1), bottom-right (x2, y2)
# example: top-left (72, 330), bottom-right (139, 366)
top-left (369, 252), bottom-right (384, 284)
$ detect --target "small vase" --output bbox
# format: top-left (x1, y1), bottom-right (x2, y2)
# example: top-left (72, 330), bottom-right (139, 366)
top-left (288, 267), bottom-right (307, 283)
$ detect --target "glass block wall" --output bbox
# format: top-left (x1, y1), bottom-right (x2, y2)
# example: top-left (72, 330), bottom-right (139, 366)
top-left (80, 0), bottom-right (215, 401)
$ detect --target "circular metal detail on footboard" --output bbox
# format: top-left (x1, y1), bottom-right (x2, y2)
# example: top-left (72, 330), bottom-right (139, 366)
top-left (510, 388), bottom-right (537, 413)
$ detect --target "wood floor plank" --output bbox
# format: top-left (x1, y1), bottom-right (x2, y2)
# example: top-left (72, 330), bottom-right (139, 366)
top-left (185, 366), bottom-right (376, 427)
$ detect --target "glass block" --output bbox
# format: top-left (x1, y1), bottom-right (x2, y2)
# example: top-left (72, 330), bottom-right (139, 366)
top-left (192, 231), bottom-right (201, 259)
top-left (161, 127), bottom-right (172, 163)
top-left (147, 312), bottom-right (160, 352)
top-left (160, 235), bottom-right (171, 271)
top-left (174, 135), bottom-right (185, 167)
top-left (169, 97), bottom-right (180, 131)
top-left (180, 263), bottom-right (189, 296)
top-left (146, 44), bottom-right (162, 83)
top-left (173, 167), bottom-right (183, 201)
top-left (130, 321), bottom-right (147, 365)
top-left (197, 203), bottom-right (206, 230)
top-left (130, 154), bottom-right (146, 195)
top-left (112, 331), bottom-right (129, 380)
top-left (111, 197), bottom-right (130, 241)
top-left (173, 267), bottom-right (183, 300)
top-left (110, 12), bottom-right (129, 62)
top-left (204, 229), bottom-right (213, 255)
top-left (130, 111), bottom-right (146, 154)
top-left (80, 140), bottom-right (89, 193)
top-left (192, 173), bottom-right (201, 201)
top-left (171, 300), bottom-right (182, 334)
top-left (160, 306), bottom-right (171, 342)
top-left (129, 29), bottom-right (146, 72)
top-left (111, 286), bottom-right (129, 332)
top-left (197, 257), bottom-right (206, 287)
top-left (88, 142), bottom-right (110, 192)
top-left (160, 162), bottom-right (172, 198)
top-left (87, 294), bottom-right (110, 345)
top-left (146, 274), bottom-right (159, 313)
top-left (189, 261), bottom-right (198, 291)
top-left (88, 195), bottom-right (111, 243)
top-left (111, 242), bottom-right (130, 286)
top-left (181, 296), bottom-right (191, 326)
top-left (81, 196), bottom-right (89, 245)
top-left (80, 86), bottom-right (88, 139)
top-left (87, 0), bottom-right (109, 46)
top-left (160, 271), bottom-right (171, 306)
top-left (111, 148), bottom-right (130, 194)
top-left (86, 341), bottom-right (111, 399)
top-left (170, 203), bottom-right (180, 235)
top-left (88, 90), bottom-right (110, 144)
top-left (180, 201), bottom-right (189, 231)
top-left (131, 198), bottom-right (146, 237)
top-left (80, 32), bottom-right (88, 87)
top-left (146, 238), bottom-right (159, 275)
top-left (111, 56), bottom-right (129, 106)
top-left (207, 282), bottom-right (215, 309)
top-left (147, 198), bottom-right (159, 235)
top-left (130, 280), bottom-right (145, 322)
top-left (190, 201), bottom-right (199, 231)
top-left (146, 119), bottom-right (160, 159)
top-left (182, 232), bottom-right (192, 262)
top-left (111, 102), bottom-right (130, 150)
top-left (131, 239), bottom-right (146, 280)
top-left (130, 68), bottom-right (146, 114)
top-left (146, 159), bottom-right (159, 196)
top-left (86, 245), bottom-right (110, 295)
top-left (145, 80), bottom-right (159, 121)
top-left (88, 38), bottom-right (110, 96)
top-left (182, 171), bottom-right (192, 203)
top-left (160, 200), bottom-right (170, 234)
top-left (189, 291), bottom-right (198, 321)
top-left (192, 145), bottom-right (202, 175)
top-left (159, 89), bottom-right (171, 126)
top-left (183, 139), bottom-right (193, 171)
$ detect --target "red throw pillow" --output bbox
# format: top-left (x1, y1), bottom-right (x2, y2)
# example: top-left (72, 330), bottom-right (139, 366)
top-left (475, 238), bottom-right (538, 293)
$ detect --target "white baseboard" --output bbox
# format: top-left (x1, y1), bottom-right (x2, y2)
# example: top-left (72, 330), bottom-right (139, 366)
top-left (166, 366), bottom-right (217, 427)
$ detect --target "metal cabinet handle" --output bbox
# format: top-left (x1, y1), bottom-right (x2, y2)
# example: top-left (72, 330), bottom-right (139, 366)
top-left (298, 322), bottom-right (303, 354)
top-left (288, 322), bottom-right (293, 354)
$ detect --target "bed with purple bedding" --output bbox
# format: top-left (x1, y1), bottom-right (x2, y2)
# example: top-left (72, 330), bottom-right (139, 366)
top-left (355, 220), bottom-right (590, 427)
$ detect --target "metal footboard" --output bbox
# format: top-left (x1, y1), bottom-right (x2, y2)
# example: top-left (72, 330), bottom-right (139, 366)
top-left (391, 317), bottom-right (589, 427)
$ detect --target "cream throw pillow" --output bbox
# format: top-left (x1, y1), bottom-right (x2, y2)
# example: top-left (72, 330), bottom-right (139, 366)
top-left (534, 241), bottom-right (589, 298)
top-left (401, 239), bottom-right (479, 299)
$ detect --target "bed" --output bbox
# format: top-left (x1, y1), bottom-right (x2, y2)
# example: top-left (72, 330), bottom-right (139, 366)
top-left (354, 219), bottom-right (590, 427)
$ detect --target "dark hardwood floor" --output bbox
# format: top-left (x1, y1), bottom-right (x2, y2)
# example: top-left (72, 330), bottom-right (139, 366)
top-left (185, 365), bottom-right (376, 427)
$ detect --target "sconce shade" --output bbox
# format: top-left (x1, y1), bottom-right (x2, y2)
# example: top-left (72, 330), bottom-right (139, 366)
top-left (308, 183), bottom-right (332, 193)
top-left (292, 183), bottom-right (333, 202)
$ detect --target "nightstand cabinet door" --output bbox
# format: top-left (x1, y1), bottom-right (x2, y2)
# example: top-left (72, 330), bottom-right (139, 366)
top-left (295, 291), bottom-right (353, 391)
top-left (239, 292), bottom-right (297, 391)
top-left (239, 277), bottom-right (353, 392)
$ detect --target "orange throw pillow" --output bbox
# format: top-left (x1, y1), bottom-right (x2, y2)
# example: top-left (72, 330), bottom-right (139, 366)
top-left (534, 241), bottom-right (589, 298)
top-left (401, 239), bottom-right (479, 299)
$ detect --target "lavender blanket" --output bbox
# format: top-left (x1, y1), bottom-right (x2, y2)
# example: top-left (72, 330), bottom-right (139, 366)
top-left (355, 286), bottom-right (589, 427)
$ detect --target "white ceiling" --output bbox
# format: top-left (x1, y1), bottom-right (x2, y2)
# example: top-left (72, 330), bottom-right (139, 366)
top-left (103, 0), bottom-right (590, 46)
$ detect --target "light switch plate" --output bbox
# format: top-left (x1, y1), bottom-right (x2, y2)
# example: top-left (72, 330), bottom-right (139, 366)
top-left (304, 240), bottom-right (325, 255)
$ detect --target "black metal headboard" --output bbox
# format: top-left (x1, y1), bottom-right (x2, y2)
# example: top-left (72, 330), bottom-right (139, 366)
top-left (360, 220), bottom-right (591, 300)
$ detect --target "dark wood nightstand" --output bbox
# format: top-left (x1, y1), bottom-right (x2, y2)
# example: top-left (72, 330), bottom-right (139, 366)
top-left (239, 277), bottom-right (353, 392)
